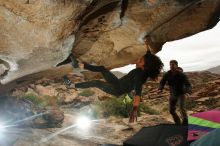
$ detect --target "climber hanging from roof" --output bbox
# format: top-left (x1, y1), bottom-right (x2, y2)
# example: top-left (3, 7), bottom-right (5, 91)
top-left (63, 39), bottom-right (164, 123)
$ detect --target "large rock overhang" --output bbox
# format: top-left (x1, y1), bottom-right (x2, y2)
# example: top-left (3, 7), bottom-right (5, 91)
top-left (0, 0), bottom-right (220, 93)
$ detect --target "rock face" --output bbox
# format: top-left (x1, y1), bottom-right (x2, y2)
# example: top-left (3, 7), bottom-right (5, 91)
top-left (207, 65), bottom-right (220, 74)
top-left (0, 95), bottom-right (64, 128)
top-left (0, 0), bottom-right (220, 84)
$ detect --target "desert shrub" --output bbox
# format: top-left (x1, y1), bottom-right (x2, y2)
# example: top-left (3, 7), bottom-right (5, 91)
top-left (94, 97), bottom-right (159, 118)
top-left (140, 103), bottom-right (159, 115)
top-left (185, 100), bottom-right (197, 110)
top-left (21, 94), bottom-right (59, 108)
top-left (203, 98), bottom-right (219, 109)
top-left (161, 104), bottom-right (169, 112)
top-left (42, 82), bottom-right (50, 87)
top-left (21, 94), bottom-right (43, 105)
top-left (78, 89), bottom-right (95, 97)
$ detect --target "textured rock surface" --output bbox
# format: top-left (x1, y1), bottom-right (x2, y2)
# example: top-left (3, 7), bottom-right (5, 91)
top-left (0, 95), bottom-right (64, 129)
top-left (0, 0), bottom-right (220, 85)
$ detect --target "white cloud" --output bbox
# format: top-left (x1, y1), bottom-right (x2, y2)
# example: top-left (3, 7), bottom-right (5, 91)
top-left (158, 22), bottom-right (220, 71)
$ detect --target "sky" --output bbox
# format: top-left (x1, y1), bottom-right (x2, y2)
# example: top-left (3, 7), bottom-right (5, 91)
top-left (112, 22), bottom-right (220, 73)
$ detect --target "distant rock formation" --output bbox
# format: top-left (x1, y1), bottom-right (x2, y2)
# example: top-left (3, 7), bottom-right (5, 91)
top-left (207, 65), bottom-right (220, 74)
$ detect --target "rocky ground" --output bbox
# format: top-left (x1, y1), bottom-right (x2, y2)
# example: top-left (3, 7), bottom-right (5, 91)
top-left (144, 71), bottom-right (220, 116)
top-left (0, 71), bottom-right (220, 146)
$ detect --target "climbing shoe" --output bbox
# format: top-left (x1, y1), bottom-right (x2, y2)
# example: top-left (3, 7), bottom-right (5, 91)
top-left (70, 55), bottom-right (79, 68)
top-left (63, 75), bottom-right (72, 86)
